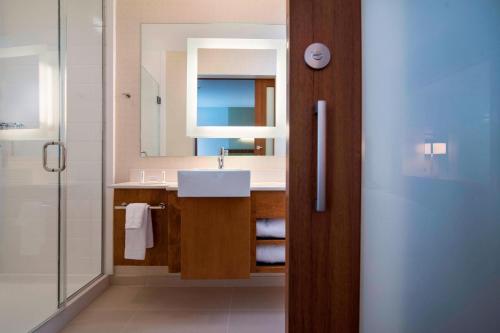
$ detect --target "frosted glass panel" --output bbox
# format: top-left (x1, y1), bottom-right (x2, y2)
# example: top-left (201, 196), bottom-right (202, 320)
top-left (0, 0), bottom-right (60, 332)
top-left (64, 0), bottom-right (103, 297)
top-left (361, 1), bottom-right (500, 332)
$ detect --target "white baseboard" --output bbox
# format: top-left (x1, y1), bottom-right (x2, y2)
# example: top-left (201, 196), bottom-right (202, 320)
top-left (33, 275), bottom-right (110, 333)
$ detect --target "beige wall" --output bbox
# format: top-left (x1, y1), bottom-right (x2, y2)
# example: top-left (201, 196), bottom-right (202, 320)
top-left (115, 0), bottom-right (286, 182)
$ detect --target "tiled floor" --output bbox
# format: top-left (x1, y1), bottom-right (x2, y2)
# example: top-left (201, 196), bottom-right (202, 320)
top-left (61, 286), bottom-right (285, 333)
top-left (0, 274), bottom-right (97, 333)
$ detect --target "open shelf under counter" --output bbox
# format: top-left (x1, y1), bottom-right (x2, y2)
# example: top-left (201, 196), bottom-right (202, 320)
top-left (251, 191), bottom-right (287, 274)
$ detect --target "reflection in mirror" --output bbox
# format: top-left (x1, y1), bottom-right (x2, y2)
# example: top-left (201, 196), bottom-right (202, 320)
top-left (0, 44), bottom-right (59, 139)
top-left (197, 79), bottom-right (275, 127)
top-left (196, 137), bottom-right (285, 157)
top-left (140, 23), bottom-right (286, 157)
top-left (141, 67), bottom-right (162, 156)
top-left (0, 55), bottom-right (39, 129)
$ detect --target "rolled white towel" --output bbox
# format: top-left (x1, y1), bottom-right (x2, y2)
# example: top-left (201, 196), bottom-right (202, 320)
top-left (256, 244), bottom-right (285, 264)
top-left (256, 218), bottom-right (285, 239)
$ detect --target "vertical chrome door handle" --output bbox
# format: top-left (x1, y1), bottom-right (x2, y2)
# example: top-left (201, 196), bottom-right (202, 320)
top-left (43, 141), bottom-right (67, 172)
top-left (316, 100), bottom-right (327, 212)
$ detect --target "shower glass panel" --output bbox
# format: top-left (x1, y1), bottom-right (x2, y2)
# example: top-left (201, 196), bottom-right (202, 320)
top-left (141, 66), bottom-right (161, 157)
top-left (362, 1), bottom-right (500, 332)
top-left (63, 0), bottom-right (103, 298)
top-left (0, 0), bottom-right (103, 331)
top-left (0, 0), bottom-right (61, 332)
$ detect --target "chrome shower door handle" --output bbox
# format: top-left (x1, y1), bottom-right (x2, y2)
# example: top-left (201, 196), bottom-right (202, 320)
top-left (316, 100), bottom-right (327, 212)
top-left (43, 141), bottom-right (67, 172)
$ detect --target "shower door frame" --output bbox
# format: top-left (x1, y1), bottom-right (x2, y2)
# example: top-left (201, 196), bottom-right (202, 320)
top-left (0, 0), bottom-right (105, 330)
top-left (55, 0), bottom-right (105, 308)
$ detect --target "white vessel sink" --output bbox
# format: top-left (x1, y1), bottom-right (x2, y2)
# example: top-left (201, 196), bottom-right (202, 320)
top-left (177, 169), bottom-right (251, 197)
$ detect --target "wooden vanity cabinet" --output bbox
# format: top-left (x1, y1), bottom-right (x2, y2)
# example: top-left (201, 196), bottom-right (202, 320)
top-left (167, 192), bottom-right (181, 272)
top-left (113, 189), bottom-right (286, 277)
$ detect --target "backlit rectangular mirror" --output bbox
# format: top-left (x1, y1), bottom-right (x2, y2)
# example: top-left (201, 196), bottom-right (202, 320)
top-left (140, 23), bottom-right (286, 157)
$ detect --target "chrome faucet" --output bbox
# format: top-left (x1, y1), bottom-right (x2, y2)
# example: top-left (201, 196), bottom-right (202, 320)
top-left (217, 147), bottom-right (227, 169)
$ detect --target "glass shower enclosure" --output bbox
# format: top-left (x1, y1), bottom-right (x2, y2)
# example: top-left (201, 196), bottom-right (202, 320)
top-left (0, 0), bottom-right (103, 332)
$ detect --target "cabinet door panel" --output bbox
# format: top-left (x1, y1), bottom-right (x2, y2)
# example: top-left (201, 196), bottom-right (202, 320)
top-left (181, 198), bottom-right (251, 279)
top-left (252, 192), bottom-right (286, 218)
top-left (113, 189), bottom-right (169, 266)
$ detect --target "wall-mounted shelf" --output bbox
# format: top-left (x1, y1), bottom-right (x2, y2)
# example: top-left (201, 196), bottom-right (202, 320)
top-left (255, 264), bottom-right (285, 273)
top-left (256, 239), bottom-right (285, 246)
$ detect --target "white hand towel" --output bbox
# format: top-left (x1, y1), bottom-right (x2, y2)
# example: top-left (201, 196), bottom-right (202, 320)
top-left (256, 218), bottom-right (286, 239)
top-left (125, 203), bottom-right (148, 229)
top-left (125, 203), bottom-right (154, 260)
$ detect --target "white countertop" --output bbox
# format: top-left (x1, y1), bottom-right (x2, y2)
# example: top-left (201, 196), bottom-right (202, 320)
top-left (109, 181), bottom-right (285, 191)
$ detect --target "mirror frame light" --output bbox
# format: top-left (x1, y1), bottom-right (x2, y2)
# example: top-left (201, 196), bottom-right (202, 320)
top-left (186, 38), bottom-right (287, 138)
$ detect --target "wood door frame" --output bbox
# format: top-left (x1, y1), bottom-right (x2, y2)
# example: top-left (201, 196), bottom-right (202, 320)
top-left (254, 78), bottom-right (276, 155)
top-left (287, 0), bottom-right (362, 332)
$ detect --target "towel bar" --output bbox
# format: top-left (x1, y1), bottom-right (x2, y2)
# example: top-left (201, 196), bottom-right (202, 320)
top-left (114, 202), bottom-right (166, 210)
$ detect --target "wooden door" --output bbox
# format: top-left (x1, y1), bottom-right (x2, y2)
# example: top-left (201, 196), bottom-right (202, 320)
top-left (254, 79), bottom-right (275, 155)
top-left (288, 0), bottom-right (362, 332)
